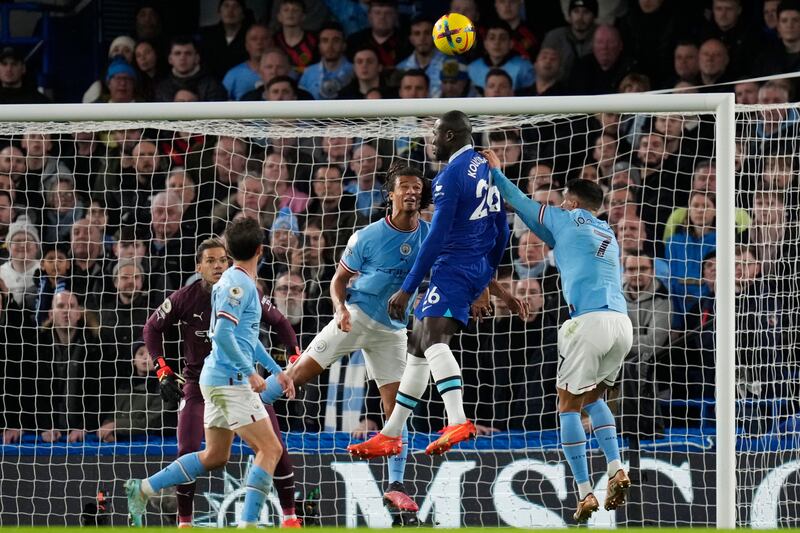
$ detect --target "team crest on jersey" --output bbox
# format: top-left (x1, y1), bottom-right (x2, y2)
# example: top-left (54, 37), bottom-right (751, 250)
top-left (155, 298), bottom-right (172, 319)
top-left (400, 243), bottom-right (412, 256)
top-left (314, 340), bottom-right (328, 353)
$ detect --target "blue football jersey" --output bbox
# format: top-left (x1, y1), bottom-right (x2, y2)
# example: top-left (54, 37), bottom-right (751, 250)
top-left (341, 215), bottom-right (431, 329)
top-left (402, 145), bottom-right (505, 293)
top-left (201, 266), bottom-right (262, 386)
top-left (491, 168), bottom-right (627, 317)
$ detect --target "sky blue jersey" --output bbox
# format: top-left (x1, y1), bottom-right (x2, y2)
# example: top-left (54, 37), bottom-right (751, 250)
top-left (401, 145), bottom-right (508, 294)
top-left (341, 215), bottom-right (431, 329)
top-left (201, 265), bottom-right (281, 386)
top-left (491, 168), bottom-right (627, 317)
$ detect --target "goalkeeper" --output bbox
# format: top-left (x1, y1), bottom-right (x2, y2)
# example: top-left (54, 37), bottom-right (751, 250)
top-left (139, 235), bottom-right (302, 528)
top-left (483, 149), bottom-right (633, 523)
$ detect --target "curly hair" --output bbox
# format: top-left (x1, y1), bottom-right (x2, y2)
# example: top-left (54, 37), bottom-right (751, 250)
top-left (383, 160), bottom-right (432, 211)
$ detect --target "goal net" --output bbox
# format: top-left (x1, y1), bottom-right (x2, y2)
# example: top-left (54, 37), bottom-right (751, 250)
top-left (0, 96), bottom-right (789, 527)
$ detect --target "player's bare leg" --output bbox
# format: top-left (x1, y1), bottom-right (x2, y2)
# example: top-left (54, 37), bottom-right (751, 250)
top-left (235, 419), bottom-right (284, 527)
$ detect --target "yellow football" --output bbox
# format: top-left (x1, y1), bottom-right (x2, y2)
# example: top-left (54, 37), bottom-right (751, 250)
top-left (433, 12), bottom-right (477, 56)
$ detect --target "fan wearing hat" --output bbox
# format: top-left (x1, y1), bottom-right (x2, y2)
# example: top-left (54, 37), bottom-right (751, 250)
top-left (0, 46), bottom-right (50, 104)
top-left (541, 0), bottom-right (598, 82)
top-left (82, 36), bottom-right (139, 103)
top-left (0, 222), bottom-right (40, 306)
top-left (439, 58), bottom-right (478, 98)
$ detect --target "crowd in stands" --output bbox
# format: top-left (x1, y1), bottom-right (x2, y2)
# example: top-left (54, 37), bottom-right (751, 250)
top-left (0, 0), bottom-right (798, 444)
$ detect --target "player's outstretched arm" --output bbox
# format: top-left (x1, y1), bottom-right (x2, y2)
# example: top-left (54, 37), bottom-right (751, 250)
top-left (488, 279), bottom-right (531, 321)
top-left (482, 150), bottom-right (556, 247)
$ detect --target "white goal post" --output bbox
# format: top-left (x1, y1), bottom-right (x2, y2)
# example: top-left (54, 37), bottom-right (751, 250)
top-left (0, 94), bottom-right (737, 528)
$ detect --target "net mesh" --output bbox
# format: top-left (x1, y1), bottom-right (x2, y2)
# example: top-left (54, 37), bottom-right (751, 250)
top-left (0, 104), bottom-right (795, 527)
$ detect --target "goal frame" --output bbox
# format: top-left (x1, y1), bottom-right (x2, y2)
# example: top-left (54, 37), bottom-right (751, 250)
top-left (0, 94), bottom-right (737, 528)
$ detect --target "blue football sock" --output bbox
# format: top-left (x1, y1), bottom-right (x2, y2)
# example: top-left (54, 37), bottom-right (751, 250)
top-left (241, 464), bottom-right (273, 525)
top-left (585, 399), bottom-right (621, 464)
top-left (147, 452), bottom-right (206, 494)
top-left (560, 412), bottom-right (590, 485)
top-left (260, 375), bottom-right (284, 405)
top-left (388, 427), bottom-right (408, 485)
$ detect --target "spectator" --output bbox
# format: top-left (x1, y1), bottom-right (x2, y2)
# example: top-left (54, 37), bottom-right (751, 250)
top-left (61, 132), bottom-right (110, 200)
top-left (617, 0), bottom-right (680, 87)
top-left (97, 341), bottom-right (176, 441)
top-left (670, 41), bottom-right (701, 86)
top-left (212, 173), bottom-right (271, 236)
top-left (199, 0), bottom-right (251, 80)
top-left (0, 190), bottom-right (15, 260)
top-left (134, 40), bottom-right (163, 101)
top-left (495, 0), bottom-right (539, 60)
top-left (223, 23), bottom-right (273, 100)
top-left (105, 139), bottom-right (163, 226)
top-left (697, 38), bottom-right (731, 89)
top-left (526, 162), bottom-right (555, 193)
top-left (241, 49), bottom-right (313, 100)
top-left (270, 0), bottom-right (332, 33)
top-left (397, 68), bottom-right (428, 99)
top-left (763, 0), bottom-right (780, 39)
top-left (344, 142), bottom-right (384, 220)
top-left (756, 0), bottom-right (800, 83)
top-left (306, 165), bottom-right (360, 254)
top-left (604, 185), bottom-right (638, 226)
top-left (755, 81), bottom-right (800, 144)
top-left (468, 19), bottom-right (534, 93)
top-left (36, 242), bottom-right (70, 325)
top-left (192, 135), bottom-right (249, 223)
top-left (613, 214), bottom-right (653, 256)
top-left (41, 174), bottom-right (85, 245)
top-left (154, 37), bottom-right (227, 102)
top-left (265, 208), bottom-right (301, 279)
top-left (148, 191), bottom-right (193, 292)
top-left (95, 57), bottom-right (139, 103)
top-left (664, 191), bottom-right (717, 321)
top-left (68, 217), bottom-right (106, 307)
top-left (0, 46), bottom-right (49, 104)
top-left (482, 68), bottom-right (515, 97)
top-left (513, 229), bottom-right (551, 278)
top-left (21, 133), bottom-right (62, 213)
top-left (31, 290), bottom-right (111, 443)
top-left (592, 133), bottom-right (618, 181)
top-left (262, 151), bottom-right (310, 214)
top-left (396, 17), bottom-right (447, 98)
top-left (735, 80), bottom-right (760, 105)
top-left (619, 251), bottom-right (671, 436)
top-left (166, 167), bottom-right (197, 211)
top-left (82, 36), bottom-right (137, 103)
top-left (288, 221), bottom-right (335, 316)
top-left (633, 132), bottom-right (685, 241)
top-left (244, 75), bottom-right (300, 101)
top-left (486, 129), bottom-right (524, 184)
top-left (0, 221), bottom-right (40, 310)
top-left (438, 58), bottom-right (477, 98)
top-left (699, 0), bottom-right (760, 78)
top-left (299, 22), bottom-right (353, 100)
top-left (746, 190), bottom-right (794, 278)
top-left (317, 136), bottom-right (352, 169)
top-left (663, 160), bottom-right (750, 239)
top-left (569, 24), bottom-right (634, 95)
top-left (271, 271), bottom-right (319, 348)
top-left (274, 0), bottom-right (319, 74)
top-left (98, 258), bottom-right (152, 358)
top-left (338, 47), bottom-right (383, 99)
top-left (541, 0), bottom-right (597, 81)
top-left (530, 47), bottom-right (564, 96)
top-left (346, 1), bottom-right (410, 70)
top-left (133, 4), bottom-right (165, 48)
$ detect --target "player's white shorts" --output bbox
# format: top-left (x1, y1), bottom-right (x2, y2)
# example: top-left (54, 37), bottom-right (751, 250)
top-left (200, 384), bottom-right (268, 430)
top-left (304, 304), bottom-right (408, 387)
top-left (556, 311), bottom-right (633, 395)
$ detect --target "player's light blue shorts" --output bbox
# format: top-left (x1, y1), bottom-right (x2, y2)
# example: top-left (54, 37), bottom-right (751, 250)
top-left (414, 257), bottom-right (492, 326)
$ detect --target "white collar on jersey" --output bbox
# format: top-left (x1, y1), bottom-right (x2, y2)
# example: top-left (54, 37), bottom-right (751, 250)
top-left (448, 144), bottom-right (473, 164)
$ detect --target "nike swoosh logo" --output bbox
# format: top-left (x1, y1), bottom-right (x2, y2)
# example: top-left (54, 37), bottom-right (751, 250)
top-left (422, 304), bottom-right (432, 311)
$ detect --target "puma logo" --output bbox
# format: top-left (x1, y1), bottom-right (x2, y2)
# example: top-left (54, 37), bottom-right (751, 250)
top-left (193, 313), bottom-right (204, 321)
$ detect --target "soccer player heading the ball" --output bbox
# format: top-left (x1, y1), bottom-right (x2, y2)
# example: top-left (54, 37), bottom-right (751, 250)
top-left (348, 110), bottom-right (512, 458)
top-left (141, 237), bottom-right (304, 528)
top-left (261, 162), bottom-right (432, 518)
top-left (125, 218), bottom-right (295, 528)
top-left (483, 148), bottom-right (633, 523)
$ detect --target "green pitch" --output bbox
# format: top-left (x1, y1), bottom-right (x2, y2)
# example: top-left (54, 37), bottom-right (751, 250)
top-left (0, 527), bottom-right (756, 533)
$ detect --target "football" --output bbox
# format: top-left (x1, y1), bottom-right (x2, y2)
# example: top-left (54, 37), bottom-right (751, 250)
top-left (432, 12), bottom-right (476, 56)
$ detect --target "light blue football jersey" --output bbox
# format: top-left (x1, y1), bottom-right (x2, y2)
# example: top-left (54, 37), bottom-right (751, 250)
top-left (341, 215), bottom-right (431, 329)
top-left (201, 265), bottom-right (262, 386)
top-left (491, 168), bottom-right (627, 317)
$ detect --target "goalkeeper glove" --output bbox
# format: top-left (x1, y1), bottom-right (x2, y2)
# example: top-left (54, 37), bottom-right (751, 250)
top-left (155, 357), bottom-right (186, 403)
top-left (288, 345), bottom-right (302, 366)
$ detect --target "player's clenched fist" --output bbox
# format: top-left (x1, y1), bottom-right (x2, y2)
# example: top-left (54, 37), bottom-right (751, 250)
top-left (481, 149), bottom-right (501, 169)
top-left (155, 357), bottom-right (186, 403)
top-left (387, 289), bottom-right (411, 320)
top-left (276, 371), bottom-right (296, 400)
top-left (336, 305), bottom-right (352, 332)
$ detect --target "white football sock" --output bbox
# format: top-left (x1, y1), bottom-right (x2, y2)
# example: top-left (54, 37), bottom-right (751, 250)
top-left (382, 354), bottom-right (430, 437)
top-left (426, 343), bottom-right (467, 426)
